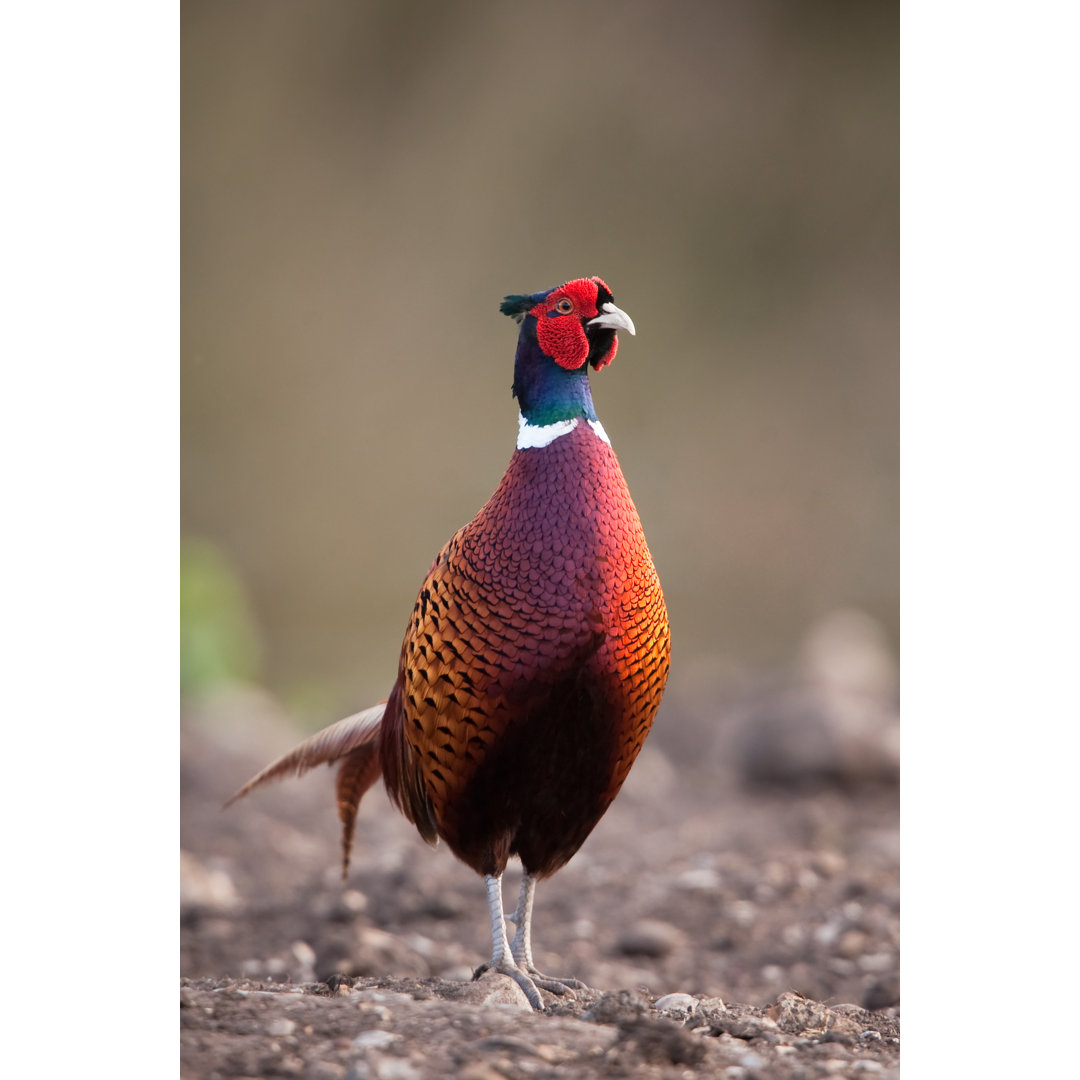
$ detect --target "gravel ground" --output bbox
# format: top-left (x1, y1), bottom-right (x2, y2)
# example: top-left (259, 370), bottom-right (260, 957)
top-left (181, 668), bottom-right (899, 1079)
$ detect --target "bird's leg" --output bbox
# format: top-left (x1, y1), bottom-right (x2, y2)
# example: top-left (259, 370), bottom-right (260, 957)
top-left (507, 871), bottom-right (539, 969)
top-left (472, 873), bottom-right (545, 1010)
top-left (506, 872), bottom-right (586, 994)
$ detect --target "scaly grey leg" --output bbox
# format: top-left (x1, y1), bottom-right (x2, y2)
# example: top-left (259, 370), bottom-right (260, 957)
top-left (507, 872), bottom-right (586, 995)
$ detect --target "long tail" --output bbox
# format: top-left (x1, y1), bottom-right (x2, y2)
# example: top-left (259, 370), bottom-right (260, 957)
top-left (224, 701), bottom-right (386, 877)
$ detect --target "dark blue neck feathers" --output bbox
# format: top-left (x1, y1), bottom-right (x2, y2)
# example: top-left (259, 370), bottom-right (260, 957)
top-left (511, 316), bottom-right (598, 426)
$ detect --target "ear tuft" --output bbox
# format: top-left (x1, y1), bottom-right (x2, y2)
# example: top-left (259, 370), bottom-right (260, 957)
top-left (500, 294), bottom-right (534, 320)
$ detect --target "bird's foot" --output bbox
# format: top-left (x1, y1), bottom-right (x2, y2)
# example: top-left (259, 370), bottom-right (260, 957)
top-left (474, 958), bottom-right (586, 1003)
top-left (519, 964), bottom-right (586, 996)
top-left (472, 959), bottom-right (547, 1011)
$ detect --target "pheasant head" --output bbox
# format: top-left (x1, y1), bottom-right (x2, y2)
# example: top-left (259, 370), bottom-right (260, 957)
top-left (501, 276), bottom-right (635, 430)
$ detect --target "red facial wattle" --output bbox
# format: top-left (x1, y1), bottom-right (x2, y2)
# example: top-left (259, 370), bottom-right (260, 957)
top-left (528, 276), bottom-right (625, 372)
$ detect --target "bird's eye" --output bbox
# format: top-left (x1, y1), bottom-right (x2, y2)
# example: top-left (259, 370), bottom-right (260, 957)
top-left (554, 298), bottom-right (574, 315)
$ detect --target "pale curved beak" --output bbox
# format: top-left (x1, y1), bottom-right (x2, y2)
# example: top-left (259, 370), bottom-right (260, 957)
top-left (587, 302), bottom-right (636, 336)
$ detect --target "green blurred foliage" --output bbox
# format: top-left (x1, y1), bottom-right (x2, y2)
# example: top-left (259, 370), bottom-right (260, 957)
top-left (180, 538), bottom-right (261, 696)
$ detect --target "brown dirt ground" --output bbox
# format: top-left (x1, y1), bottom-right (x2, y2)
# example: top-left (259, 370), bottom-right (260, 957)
top-left (181, 687), bottom-right (899, 1079)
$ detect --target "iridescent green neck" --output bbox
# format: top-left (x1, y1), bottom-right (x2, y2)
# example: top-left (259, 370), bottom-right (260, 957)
top-left (511, 316), bottom-right (598, 427)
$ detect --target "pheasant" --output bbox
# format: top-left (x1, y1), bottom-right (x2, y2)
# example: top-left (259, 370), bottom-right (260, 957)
top-left (228, 276), bottom-right (671, 1009)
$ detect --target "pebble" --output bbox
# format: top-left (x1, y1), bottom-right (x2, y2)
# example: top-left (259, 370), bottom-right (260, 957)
top-left (653, 993), bottom-right (698, 1014)
top-left (457, 1065), bottom-right (507, 1080)
top-left (675, 867), bottom-right (721, 891)
top-left (583, 989), bottom-right (648, 1024)
top-left (341, 889), bottom-right (368, 913)
top-left (814, 850), bottom-right (848, 876)
top-left (452, 972), bottom-right (533, 1009)
top-left (708, 1013), bottom-right (776, 1041)
top-left (365, 1059), bottom-right (421, 1080)
top-left (859, 952), bottom-right (895, 973)
top-left (765, 991), bottom-right (832, 1034)
top-left (863, 974), bottom-right (900, 1010)
top-left (615, 919), bottom-right (686, 958)
top-left (352, 1030), bottom-right (401, 1050)
top-left (266, 1018), bottom-right (296, 1037)
top-left (838, 929), bottom-right (869, 958)
top-left (814, 919), bottom-right (842, 947)
top-left (305, 1064), bottom-right (346, 1080)
top-left (727, 900), bottom-right (757, 928)
top-left (352, 989), bottom-right (416, 1007)
top-left (179, 850), bottom-right (239, 911)
top-left (781, 924), bottom-right (807, 947)
top-left (291, 940), bottom-right (317, 969)
top-left (471, 1036), bottom-right (553, 1061)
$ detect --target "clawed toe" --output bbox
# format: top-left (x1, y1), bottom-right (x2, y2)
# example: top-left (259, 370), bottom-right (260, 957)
top-left (526, 969), bottom-right (586, 996)
top-left (473, 960), bottom-right (547, 1010)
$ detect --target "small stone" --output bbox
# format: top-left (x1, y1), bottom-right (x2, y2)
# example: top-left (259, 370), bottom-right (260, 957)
top-left (471, 1036), bottom-right (553, 1061)
top-left (274, 1053), bottom-right (305, 1077)
top-left (267, 1018), bottom-right (296, 1037)
top-left (675, 867), bottom-right (721, 891)
top-left (351, 1030), bottom-right (401, 1050)
top-left (341, 889), bottom-right (367, 913)
top-left (814, 919), bottom-right (843, 947)
top-left (814, 850), bottom-right (848, 877)
top-left (709, 1014), bottom-right (775, 1041)
top-left (583, 989), bottom-right (648, 1024)
top-left (457, 1065), bottom-right (506, 1080)
top-left (304, 1064), bottom-right (346, 1080)
top-left (863, 974), bottom-right (900, 1010)
top-left (369, 1061), bottom-right (420, 1080)
top-left (653, 993), bottom-right (697, 1014)
top-left (728, 901), bottom-right (757, 927)
top-left (616, 1016), bottom-right (706, 1066)
top-left (766, 991), bottom-right (832, 1035)
top-left (616, 919), bottom-right (686, 958)
top-left (351, 927), bottom-right (430, 978)
top-left (446, 972), bottom-right (533, 1009)
top-left (351, 989), bottom-right (415, 1007)
top-left (179, 850), bottom-right (239, 911)
top-left (291, 940), bottom-right (317, 968)
top-left (859, 952), bottom-right (895, 973)
top-left (838, 929), bottom-right (869, 958)
top-left (782, 924), bottom-right (807, 947)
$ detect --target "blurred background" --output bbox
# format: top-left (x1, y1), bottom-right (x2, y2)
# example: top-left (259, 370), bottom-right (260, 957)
top-left (181, 0), bottom-right (898, 742)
